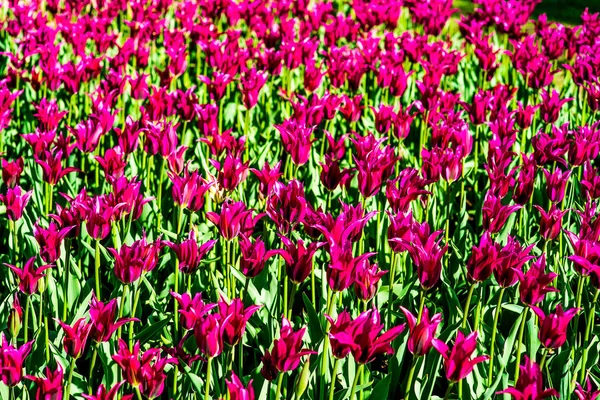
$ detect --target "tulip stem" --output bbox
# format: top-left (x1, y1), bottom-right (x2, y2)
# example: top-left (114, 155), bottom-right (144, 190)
top-left (461, 283), bottom-right (477, 330)
top-left (404, 354), bottom-right (419, 399)
top-left (129, 282), bottom-right (141, 349)
top-left (328, 358), bottom-right (340, 400)
top-left (487, 287), bottom-right (505, 386)
top-left (350, 364), bottom-right (364, 400)
top-left (88, 344), bottom-right (98, 394)
top-left (443, 382), bottom-right (454, 400)
top-left (62, 238), bottom-right (71, 321)
top-left (205, 357), bottom-right (213, 400)
top-left (174, 206), bottom-right (184, 340)
top-left (117, 284), bottom-right (129, 339)
top-left (95, 239), bottom-right (102, 300)
top-left (417, 288), bottom-right (426, 323)
top-left (275, 372), bottom-right (284, 399)
top-left (514, 306), bottom-right (529, 383)
top-left (581, 288), bottom-right (600, 382)
top-left (23, 295), bottom-right (30, 344)
top-left (65, 356), bottom-right (76, 400)
top-left (539, 347), bottom-right (549, 371)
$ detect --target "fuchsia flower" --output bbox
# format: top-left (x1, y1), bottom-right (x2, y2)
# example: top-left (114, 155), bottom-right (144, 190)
top-left (210, 153), bottom-right (249, 192)
top-left (89, 294), bottom-right (138, 343)
top-left (533, 204), bottom-right (568, 240)
top-left (260, 318), bottom-right (316, 381)
top-left (531, 304), bottom-right (579, 349)
top-left (217, 296), bottom-right (261, 346)
top-left (165, 231), bottom-right (216, 275)
top-left (497, 357), bottom-right (558, 399)
top-left (83, 382), bottom-right (132, 400)
top-left (86, 197), bottom-right (122, 240)
top-left (168, 167), bottom-right (213, 212)
top-left (5, 257), bottom-right (52, 296)
top-left (325, 310), bottom-right (355, 359)
top-left (433, 331), bottom-right (489, 382)
top-left (1, 157), bottom-right (24, 187)
top-left (69, 118), bottom-right (104, 153)
top-left (516, 254), bottom-right (559, 306)
top-left (494, 236), bottom-right (536, 288)
top-left (26, 364), bottom-right (64, 400)
top-left (539, 89), bottom-right (572, 124)
top-left (275, 235), bottom-right (324, 284)
top-left (55, 318), bottom-right (92, 359)
top-left (352, 133), bottom-right (398, 198)
top-left (0, 334), bottom-right (33, 387)
top-left (109, 235), bottom-right (163, 283)
top-left (575, 378), bottom-right (600, 400)
top-left (543, 167), bottom-right (571, 203)
top-left (95, 147), bottom-right (127, 181)
top-left (33, 221), bottom-right (73, 263)
top-left (400, 306), bottom-right (442, 357)
top-left (353, 259), bottom-right (387, 301)
top-left (266, 181), bottom-right (307, 234)
top-left (275, 120), bottom-right (315, 166)
top-left (226, 372), bottom-right (255, 400)
top-left (239, 235), bottom-right (277, 278)
top-left (194, 313), bottom-right (228, 358)
top-left (482, 193), bottom-right (522, 234)
top-left (207, 200), bottom-right (257, 240)
top-left (112, 339), bottom-right (175, 399)
top-left (0, 185), bottom-right (33, 221)
top-left (466, 231), bottom-right (500, 283)
top-left (250, 162), bottom-right (283, 200)
top-left (513, 154), bottom-right (537, 205)
top-left (35, 149), bottom-right (79, 186)
top-left (319, 155), bottom-right (354, 192)
top-left (240, 68), bottom-right (268, 109)
top-left (170, 292), bottom-right (216, 331)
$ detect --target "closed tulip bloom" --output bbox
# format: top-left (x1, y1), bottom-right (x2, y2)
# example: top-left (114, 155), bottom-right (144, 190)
top-left (466, 231), bottom-right (500, 283)
top-left (89, 294), bottom-right (138, 343)
top-left (1, 157), bottom-right (24, 187)
top-left (250, 161), bottom-right (283, 200)
top-left (207, 200), bottom-right (254, 240)
top-left (531, 304), bottom-right (579, 349)
top-left (0, 185), bottom-right (33, 221)
top-left (533, 204), bottom-right (568, 240)
top-left (35, 149), bottom-right (79, 186)
top-left (575, 377), bottom-right (600, 400)
top-left (170, 292), bottom-right (216, 331)
top-left (275, 235), bottom-right (324, 284)
top-left (432, 330), bottom-right (489, 382)
top-left (34, 221), bottom-right (73, 263)
top-left (226, 372), bottom-right (255, 400)
top-left (210, 152), bottom-right (249, 192)
top-left (25, 364), bottom-right (63, 400)
top-left (543, 167), bottom-right (571, 203)
top-left (482, 193), bottom-right (522, 234)
top-left (5, 257), bottom-right (53, 296)
top-left (516, 254), bottom-right (558, 306)
top-left (194, 313), bottom-right (228, 358)
top-left (353, 259), bottom-right (387, 301)
top-left (55, 318), bottom-right (92, 359)
top-left (239, 235), bottom-right (278, 278)
top-left (240, 68), bottom-right (268, 109)
top-left (82, 382), bottom-right (132, 400)
top-left (400, 306), bottom-right (442, 357)
top-left (539, 89), bottom-right (572, 124)
top-left (217, 296), bottom-right (261, 346)
top-left (168, 168), bottom-right (213, 212)
top-left (164, 231), bottom-right (217, 274)
top-left (413, 231), bottom-right (448, 290)
top-left (275, 119), bottom-right (315, 166)
top-left (266, 180), bottom-right (307, 234)
top-left (86, 197), bottom-right (121, 240)
top-left (513, 153), bottom-right (537, 205)
top-left (0, 334), bottom-right (33, 387)
top-left (325, 310), bottom-right (356, 359)
top-left (260, 318), bottom-right (316, 380)
top-left (497, 356), bottom-right (558, 399)
top-left (109, 236), bottom-right (163, 284)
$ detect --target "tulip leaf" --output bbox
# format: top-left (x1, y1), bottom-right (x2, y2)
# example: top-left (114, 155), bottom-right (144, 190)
top-left (302, 292), bottom-right (324, 343)
top-left (366, 374), bottom-right (390, 400)
top-left (133, 316), bottom-right (170, 342)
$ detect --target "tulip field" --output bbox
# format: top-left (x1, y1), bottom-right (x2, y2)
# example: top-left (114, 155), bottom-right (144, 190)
top-left (2, 0), bottom-right (600, 398)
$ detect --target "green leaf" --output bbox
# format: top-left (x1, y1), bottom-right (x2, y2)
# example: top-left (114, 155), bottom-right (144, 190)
top-left (302, 292), bottom-right (324, 343)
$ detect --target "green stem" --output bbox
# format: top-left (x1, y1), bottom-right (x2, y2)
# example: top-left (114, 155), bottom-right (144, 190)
top-left (88, 344), bottom-right (98, 394)
top-left (581, 288), bottom-right (600, 382)
top-left (23, 295), bottom-right (30, 344)
top-left (64, 357), bottom-right (76, 400)
top-left (95, 239), bottom-right (102, 300)
top-left (205, 357), bottom-right (213, 400)
top-left (328, 358), bottom-right (341, 400)
top-left (174, 206), bottom-right (184, 339)
top-left (461, 283), bottom-right (477, 330)
top-left (275, 372), bottom-right (284, 400)
top-left (404, 355), bottom-right (419, 399)
top-left (514, 306), bottom-right (529, 383)
top-left (487, 287), bottom-right (505, 386)
top-left (417, 288), bottom-right (426, 323)
top-left (443, 382), bottom-right (455, 400)
top-left (539, 348), bottom-right (549, 371)
top-left (62, 239), bottom-right (72, 321)
top-left (350, 364), bottom-right (364, 400)
top-left (129, 283), bottom-right (141, 349)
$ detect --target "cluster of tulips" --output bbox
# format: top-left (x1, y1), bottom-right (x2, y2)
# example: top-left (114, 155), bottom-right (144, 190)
top-left (2, 0), bottom-right (600, 398)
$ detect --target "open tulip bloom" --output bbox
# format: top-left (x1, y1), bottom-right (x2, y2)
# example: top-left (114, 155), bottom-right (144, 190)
top-left (1, 0), bottom-right (600, 399)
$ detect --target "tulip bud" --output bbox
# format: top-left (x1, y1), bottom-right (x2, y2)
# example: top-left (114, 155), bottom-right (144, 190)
top-left (8, 295), bottom-right (22, 339)
top-left (294, 360), bottom-right (311, 399)
top-left (37, 276), bottom-right (47, 294)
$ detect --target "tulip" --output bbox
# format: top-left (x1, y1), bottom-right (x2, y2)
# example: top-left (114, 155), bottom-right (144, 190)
top-left (194, 313), bottom-right (228, 358)
top-left (432, 330), bottom-right (489, 382)
top-left (170, 292), bottom-right (216, 331)
top-left (260, 318), bottom-right (316, 380)
top-left (250, 161), bottom-right (283, 200)
top-left (239, 235), bottom-right (278, 278)
top-left (25, 363), bottom-right (64, 400)
top-left (89, 294), bottom-right (138, 343)
top-left (539, 88), bottom-right (572, 124)
top-left (531, 304), bottom-right (579, 349)
top-left (400, 306), bottom-right (442, 357)
top-left (86, 197), bottom-right (121, 240)
top-left (5, 257), bottom-right (53, 296)
top-left (275, 119), bottom-right (315, 166)
top-left (109, 235), bottom-right (163, 284)
top-left (493, 236), bottom-right (535, 288)
top-left (168, 167), bottom-right (213, 212)
top-left (575, 377), bottom-right (600, 400)
top-left (8, 295), bottom-right (22, 339)
top-left (210, 152), bottom-right (249, 192)
top-left (543, 167), bottom-right (571, 203)
top-left (227, 371), bottom-right (255, 400)
top-left (0, 334), bottom-right (33, 387)
top-left (0, 185), bottom-right (33, 221)
top-left (95, 147), bottom-right (127, 181)
top-left (466, 231), bottom-right (500, 283)
top-left (386, 169), bottom-right (430, 214)
top-left (217, 296), bottom-right (261, 346)
top-left (497, 356), bottom-right (558, 399)
top-left (512, 153), bottom-right (537, 205)
top-left (240, 68), bottom-right (268, 109)
top-left (482, 193), bottom-right (521, 234)
top-left (82, 382), bottom-right (132, 400)
top-left (33, 221), bottom-right (73, 263)
top-left (353, 259), bottom-right (387, 301)
top-left (516, 254), bottom-right (558, 306)
top-left (275, 236), bottom-right (324, 284)
top-left (55, 318), bottom-right (92, 359)
top-left (327, 250), bottom-right (376, 292)
top-left (207, 200), bottom-right (255, 240)
top-left (319, 156), bottom-right (354, 192)
top-left (533, 204), bottom-right (568, 240)
top-left (164, 231), bottom-right (217, 275)
top-left (1, 157), bottom-right (24, 187)
top-left (352, 133), bottom-right (398, 198)
top-left (325, 310), bottom-right (356, 359)
top-left (266, 180), bottom-right (307, 234)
